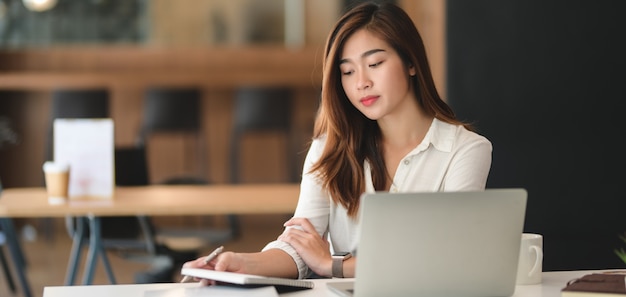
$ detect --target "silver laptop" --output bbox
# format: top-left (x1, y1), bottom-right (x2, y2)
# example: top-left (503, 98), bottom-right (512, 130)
top-left (327, 189), bottom-right (527, 297)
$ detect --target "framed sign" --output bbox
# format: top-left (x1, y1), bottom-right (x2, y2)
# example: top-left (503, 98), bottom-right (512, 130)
top-left (53, 118), bottom-right (114, 199)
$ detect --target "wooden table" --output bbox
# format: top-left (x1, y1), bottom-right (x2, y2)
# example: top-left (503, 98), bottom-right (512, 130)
top-left (0, 184), bottom-right (300, 296)
top-left (0, 184), bottom-right (300, 217)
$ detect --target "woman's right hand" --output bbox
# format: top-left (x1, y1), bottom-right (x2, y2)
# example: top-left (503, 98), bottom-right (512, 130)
top-left (183, 249), bottom-right (299, 280)
top-left (212, 251), bottom-right (246, 273)
top-left (182, 251), bottom-right (246, 284)
top-left (183, 251), bottom-right (245, 272)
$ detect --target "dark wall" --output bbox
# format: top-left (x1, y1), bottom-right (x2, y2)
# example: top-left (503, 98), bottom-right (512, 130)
top-left (447, 0), bottom-right (626, 271)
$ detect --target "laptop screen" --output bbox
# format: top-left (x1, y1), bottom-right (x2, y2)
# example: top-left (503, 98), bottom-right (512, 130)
top-left (330, 189), bottom-right (527, 297)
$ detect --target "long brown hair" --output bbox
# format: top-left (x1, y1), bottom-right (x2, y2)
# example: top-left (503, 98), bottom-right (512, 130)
top-left (311, 2), bottom-right (468, 218)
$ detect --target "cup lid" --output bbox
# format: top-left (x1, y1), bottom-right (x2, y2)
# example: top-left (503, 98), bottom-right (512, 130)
top-left (43, 161), bottom-right (70, 172)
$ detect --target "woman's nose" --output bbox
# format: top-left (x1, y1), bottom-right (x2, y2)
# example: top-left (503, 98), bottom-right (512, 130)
top-left (357, 72), bottom-right (372, 90)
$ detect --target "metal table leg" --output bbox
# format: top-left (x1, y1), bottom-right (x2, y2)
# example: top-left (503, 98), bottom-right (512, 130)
top-left (0, 247), bottom-right (17, 293)
top-left (82, 215), bottom-right (116, 285)
top-left (64, 217), bottom-right (85, 285)
top-left (0, 218), bottom-right (33, 297)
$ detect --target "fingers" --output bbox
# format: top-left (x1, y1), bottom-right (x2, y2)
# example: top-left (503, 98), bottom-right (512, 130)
top-left (181, 252), bottom-right (240, 284)
top-left (213, 251), bottom-right (243, 273)
top-left (278, 229), bottom-right (307, 246)
top-left (284, 217), bottom-right (316, 234)
top-left (213, 254), bottom-right (230, 272)
top-left (180, 256), bottom-right (213, 283)
top-left (182, 255), bottom-right (214, 269)
top-left (280, 217), bottom-right (325, 249)
top-left (200, 279), bottom-right (217, 286)
top-left (279, 225), bottom-right (328, 252)
top-left (182, 251), bottom-right (237, 272)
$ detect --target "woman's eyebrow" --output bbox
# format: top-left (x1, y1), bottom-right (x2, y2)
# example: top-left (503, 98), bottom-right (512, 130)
top-left (339, 48), bottom-right (386, 64)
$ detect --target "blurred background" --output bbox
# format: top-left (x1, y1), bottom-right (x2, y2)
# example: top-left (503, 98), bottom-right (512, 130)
top-left (1, 1), bottom-right (625, 296)
top-left (0, 0), bottom-right (441, 187)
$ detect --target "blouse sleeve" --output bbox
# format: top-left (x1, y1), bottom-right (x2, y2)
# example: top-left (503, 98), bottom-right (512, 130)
top-left (443, 129), bottom-right (493, 191)
top-left (262, 137), bottom-right (331, 279)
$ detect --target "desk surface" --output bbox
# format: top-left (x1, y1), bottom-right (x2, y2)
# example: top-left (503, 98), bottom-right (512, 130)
top-left (0, 184), bottom-right (300, 218)
top-left (41, 270), bottom-right (604, 297)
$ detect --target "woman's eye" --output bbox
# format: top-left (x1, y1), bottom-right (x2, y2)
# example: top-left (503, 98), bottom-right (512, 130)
top-left (369, 61), bottom-right (383, 67)
top-left (341, 70), bottom-right (353, 75)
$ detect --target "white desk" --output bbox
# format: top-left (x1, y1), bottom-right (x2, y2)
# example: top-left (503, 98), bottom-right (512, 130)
top-left (42, 270), bottom-right (604, 297)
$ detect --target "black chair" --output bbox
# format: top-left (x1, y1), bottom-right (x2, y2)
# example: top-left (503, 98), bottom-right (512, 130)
top-left (227, 86), bottom-right (297, 238)
top-left (112, 145), bottom-right (195, 284)
top-left (229, 86), bottom-right (298, 183)
top-left (103, 146), bottom-right (156, 254)
top-left (137, 87), bottom-right (208, 184)
top-left (137, 87), bottom-right (235, 248)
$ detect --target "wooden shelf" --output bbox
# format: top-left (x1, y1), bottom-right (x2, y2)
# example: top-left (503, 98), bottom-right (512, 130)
top-left (0, 46), bottom-right (323, 90)
top-left (0, 70), bottom-right (322, 90)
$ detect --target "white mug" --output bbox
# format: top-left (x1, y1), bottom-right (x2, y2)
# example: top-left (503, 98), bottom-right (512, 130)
top-left (516, 233), bottom-right (543, 285)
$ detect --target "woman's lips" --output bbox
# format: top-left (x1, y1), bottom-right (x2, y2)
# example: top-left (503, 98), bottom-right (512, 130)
top-left (360, 95), bottom-right (378, 107)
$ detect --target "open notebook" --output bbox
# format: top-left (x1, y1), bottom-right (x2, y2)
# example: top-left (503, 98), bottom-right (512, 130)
top-left (327, 189), bottom-right (528, 297)
top-left (180, 268), bottom-right (314, 293)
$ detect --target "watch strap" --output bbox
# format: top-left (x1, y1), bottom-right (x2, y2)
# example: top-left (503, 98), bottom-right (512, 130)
top-left (332, 257), bottom-right (344, 278)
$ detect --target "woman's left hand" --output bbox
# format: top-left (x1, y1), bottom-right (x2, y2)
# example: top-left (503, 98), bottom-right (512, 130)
top-left (278, 217), bottom-right (332, 277)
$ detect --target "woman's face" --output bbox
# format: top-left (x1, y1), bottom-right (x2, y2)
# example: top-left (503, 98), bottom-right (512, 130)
top-left (339, 29), bottom-right (416, 121)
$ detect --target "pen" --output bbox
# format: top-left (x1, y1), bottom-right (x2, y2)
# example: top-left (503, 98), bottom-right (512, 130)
top-left (180, 245), bottom-right (224, 283)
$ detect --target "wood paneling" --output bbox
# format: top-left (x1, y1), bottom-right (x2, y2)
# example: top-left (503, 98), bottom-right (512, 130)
top-left (0, 47), bottom-right (322, 186)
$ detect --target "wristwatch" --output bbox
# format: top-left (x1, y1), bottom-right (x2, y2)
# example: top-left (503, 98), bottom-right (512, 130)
top-left (332, 252), bottom-right (352, 278)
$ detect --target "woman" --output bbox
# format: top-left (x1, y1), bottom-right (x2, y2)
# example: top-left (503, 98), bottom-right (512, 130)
top-left (183, 1), bottom-right (491, 280)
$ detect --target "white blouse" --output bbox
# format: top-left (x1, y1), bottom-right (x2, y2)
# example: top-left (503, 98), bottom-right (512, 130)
top-left (262, 118), bottom-right (493, 278)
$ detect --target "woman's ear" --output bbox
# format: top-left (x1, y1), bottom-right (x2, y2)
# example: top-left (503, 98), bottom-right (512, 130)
top-left (408, 64), bottom-right (416, 76)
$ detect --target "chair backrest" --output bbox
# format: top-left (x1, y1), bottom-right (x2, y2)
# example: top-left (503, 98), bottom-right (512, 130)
top-left (229, 86), bottom-right (296, 183)
top-left (137, 87), bottom-right (208, 184)
top-left (138, 87), bottom-right (202, 145)
top-left (232, 87), bottom-right (292, 132)
top-left (114, 146), bottom-right (150, 186)
top-left (100, 146), bottom-right (151, 240)
top-left (50, 89), bottom-right (110, 118)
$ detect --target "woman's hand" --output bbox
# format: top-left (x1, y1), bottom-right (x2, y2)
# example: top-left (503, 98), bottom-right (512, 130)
top-left (181, 251), bottom-right (245, 285)
top-left (279, 217), bottom-right (333, 277)
top-left (183, 251), bottom-right (244, 271)
top-left (181, 248), bottom-right (299, 282)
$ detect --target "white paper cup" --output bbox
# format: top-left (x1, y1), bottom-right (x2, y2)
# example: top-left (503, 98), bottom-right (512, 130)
top-left (43, 161), bottom-right (70, 205)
